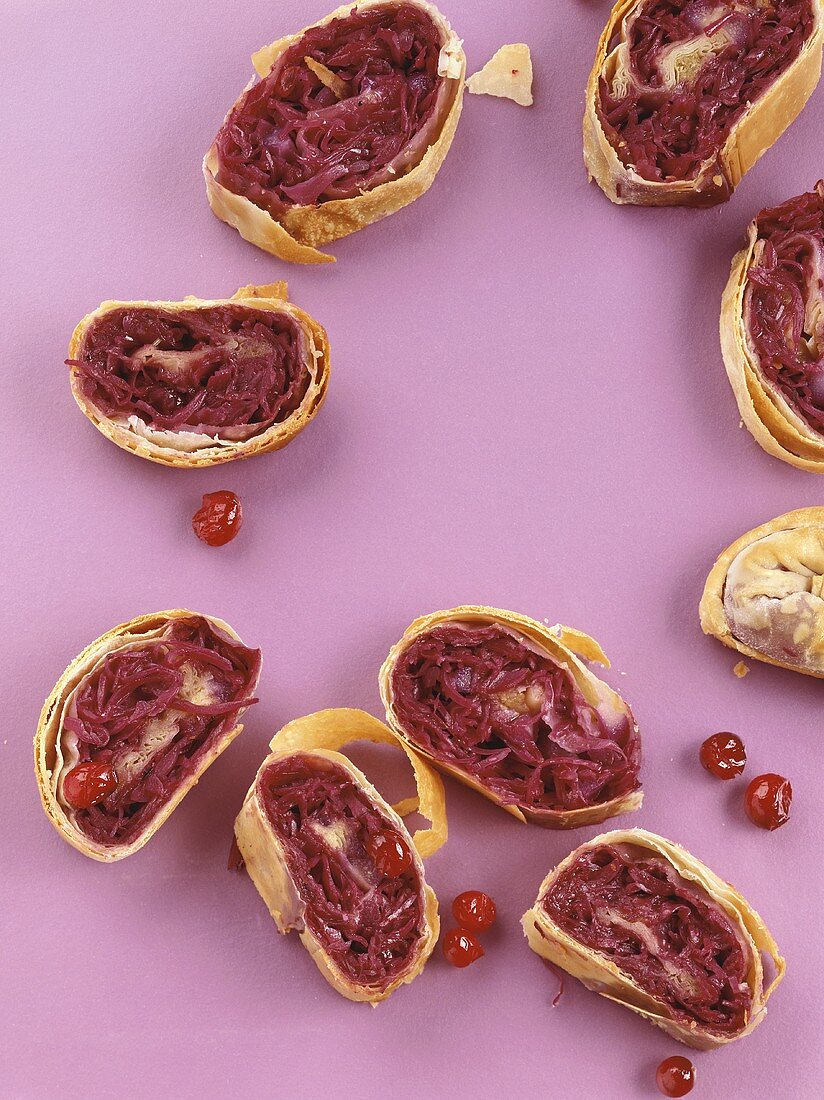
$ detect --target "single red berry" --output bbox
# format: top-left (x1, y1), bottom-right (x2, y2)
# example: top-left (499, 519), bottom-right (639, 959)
top-left (442, 928), bottom-right (485, 968)
top-left (699, 732), bottom-right (746, 779)
top-left (452, 890), bottom-right (497, 932)
top-left (63, 762), bottom-right (118, 809)
top-left (656, 1056), bottom-right (695, 1097)
top-left (745, 773), bottom-right (792, 830)
top-left (192, 491), bottom-right (243, 546)
top-left (367, 830), bottom-right (413, 877)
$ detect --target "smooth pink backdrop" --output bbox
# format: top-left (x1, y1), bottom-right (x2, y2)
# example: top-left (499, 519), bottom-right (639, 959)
top-left (2, 2), bottom-right (822, 1097)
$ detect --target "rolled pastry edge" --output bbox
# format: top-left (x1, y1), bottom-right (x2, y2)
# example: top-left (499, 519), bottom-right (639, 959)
top-left (235, 709), bottom-right (443, 1003)
top-left (380, 605), bottom-right (643, 829)
top-left (34, 609), bottom-right (254, 862)
top-left (522, 828), bottom-right (785, 1050)
top-left (583, 0), bottom-right (824, 206)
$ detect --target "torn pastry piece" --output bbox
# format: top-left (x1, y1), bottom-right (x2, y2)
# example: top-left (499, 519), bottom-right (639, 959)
top-left (586, 1), bottom-right (824, 206)
top-left (380, 606), bottom-right (642, 829)
top-left (466, 44), bottom-right (533, 105)
top-left (234, 709), bottom-right (445, 1002)
top-left (721, 182), bottom-right (824, 470)
top-left (700, 508), bottom-right (824, 676)
top-left (523, 829), bottom-right (785, 1049)
top-left (35, 611), bottom-right (261, 861)
top-left (204, 1), bottom-right (465, 264)
top-left (67, 283), bottom-right (329, 467)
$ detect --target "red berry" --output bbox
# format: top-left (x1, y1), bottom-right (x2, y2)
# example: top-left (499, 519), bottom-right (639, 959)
top-left (63, 762), bottom-right (118, 809)
top-left (442, 928), bottom-right (485, 968)
top-left (452, 890), bottom-right (497, 932)
top-left (699, 732), bottom-right (746, 778)
top-left (656, 1056), bottom-right (695, 1097)
top-left (192, 491), bottom-right (243, 546)
top-left (745, 773), bottom-right (792, 830)
top-left (367, 830), bottom-right (413, 877)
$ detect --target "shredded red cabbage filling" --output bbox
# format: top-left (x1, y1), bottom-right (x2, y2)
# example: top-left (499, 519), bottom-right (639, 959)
top-left (213, 3), bottom-right (445, 216)
top-left (260, 753), bottom-right (426, 987)
top-left (70, 305), bottom-right (309, 438)
top-left (62, 618), bottom-right (260, 846)
top-left (542, 843), bottom-right (752, 1034)
top-left (389, 624), bottom-right (641, 814)
top-left (598, 1), bottom-right (814, 185)
top-left (744, 182), bottom-right (824, 433)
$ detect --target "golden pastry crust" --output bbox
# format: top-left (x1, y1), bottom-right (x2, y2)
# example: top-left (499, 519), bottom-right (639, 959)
top-left (203, 0), bottom-right (466, 264)
top-left (699, 507), bottom-right (824, 676)
top-left (34, 610), bottom-right (256, 862)
top-left (584, 0), bottom-right (824, 206)
top-left (721, 191), bottom-right (824, 471)
top-left (379, 606), bottom-right (642, 829)
top-left (67, 282), bottom-right (330, 467)
top-left (522, 828), bottom-right (785, 1050)
top-left (234, 708), bottom-right (445, 1003)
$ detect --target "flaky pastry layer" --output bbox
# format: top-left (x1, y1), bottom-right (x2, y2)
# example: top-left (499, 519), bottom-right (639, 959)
top-left (522, 828), bottom-right (784, 1050)
top-left (234, 708), bottom-right (445, 1002)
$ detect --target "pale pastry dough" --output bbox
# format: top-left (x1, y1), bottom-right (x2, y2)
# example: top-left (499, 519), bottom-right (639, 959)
top-left (467, 44), bottom-right (533, 106)
top-left (700, 508), bottom-right (824, 676)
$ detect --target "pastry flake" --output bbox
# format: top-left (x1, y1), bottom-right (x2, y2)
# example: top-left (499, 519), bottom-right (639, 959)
top-left (721, 182), bottom-right (824, 470)
top-left (380, 606), bottom-right (642, 829)
top-left (35, 611), bottom-right (261, 861)
top-left (204, 1), bottom-right (466, 264)
top-left (700, 508), bottom-right (824, 676)
top-left (234, 708), bottom-right (445, 1002)
top-left (67, 283), bottom-right (329, 468)
top-left (522, 829), bottom-right (785, 1049)
top-left (585, 1), bottom-right (824, 207)
top-left (466, 44), bottom-right (533, 105)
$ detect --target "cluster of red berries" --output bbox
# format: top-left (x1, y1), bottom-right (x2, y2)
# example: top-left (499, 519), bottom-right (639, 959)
top-left (699, 732), bottom-right (792, 830)
top-left (442, 890), bottom-right (497, 968)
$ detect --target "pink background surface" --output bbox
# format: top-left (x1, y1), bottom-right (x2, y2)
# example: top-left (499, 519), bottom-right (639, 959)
top-left (2, 1), bottom-right (823, 1097)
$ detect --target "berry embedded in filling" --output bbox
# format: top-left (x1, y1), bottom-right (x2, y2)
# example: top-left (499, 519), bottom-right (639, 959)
top-left (597, 1), bottom-right (815, 187)
top-left (213, 3), bottom-right (450, 217)
top-left (743, 182), bottom-right (824, 434)
top-left (389, 623), bottom-right (641, 816)
top-left (58, 617), bottom-right (260, 847)
top-left (70, 304), bottom-right (310, 440)
top-left (541, 843), bottom-right (753, 1035)
top-left (259, 753), bottom-right (427, 989)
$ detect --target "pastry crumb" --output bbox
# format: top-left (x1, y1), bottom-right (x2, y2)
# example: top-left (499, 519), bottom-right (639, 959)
top-left (733, 660), bottom-right (749, 679)
top-left (467, 44), bottom-right (533, 106)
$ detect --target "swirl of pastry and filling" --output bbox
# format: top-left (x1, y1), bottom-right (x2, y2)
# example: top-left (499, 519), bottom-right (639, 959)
top-left (380, 607), bottom-right (642, 829)
top-left (585, 1), bottom-right (823, 206)
top-left (523, 830), bottom-right (784, 1049)
top-left (204, 1), bottom-right (465, 263)
top-left (700, 508), bottom-right (824, 675)
top-left (35, 611), bottom-right (261, 861)
top-left (721, 182), bottom-right (824, 469)
top-left (234, 709), bottom-right (445, 1003)
top-left (67, 283), bottom-right (329, 467)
